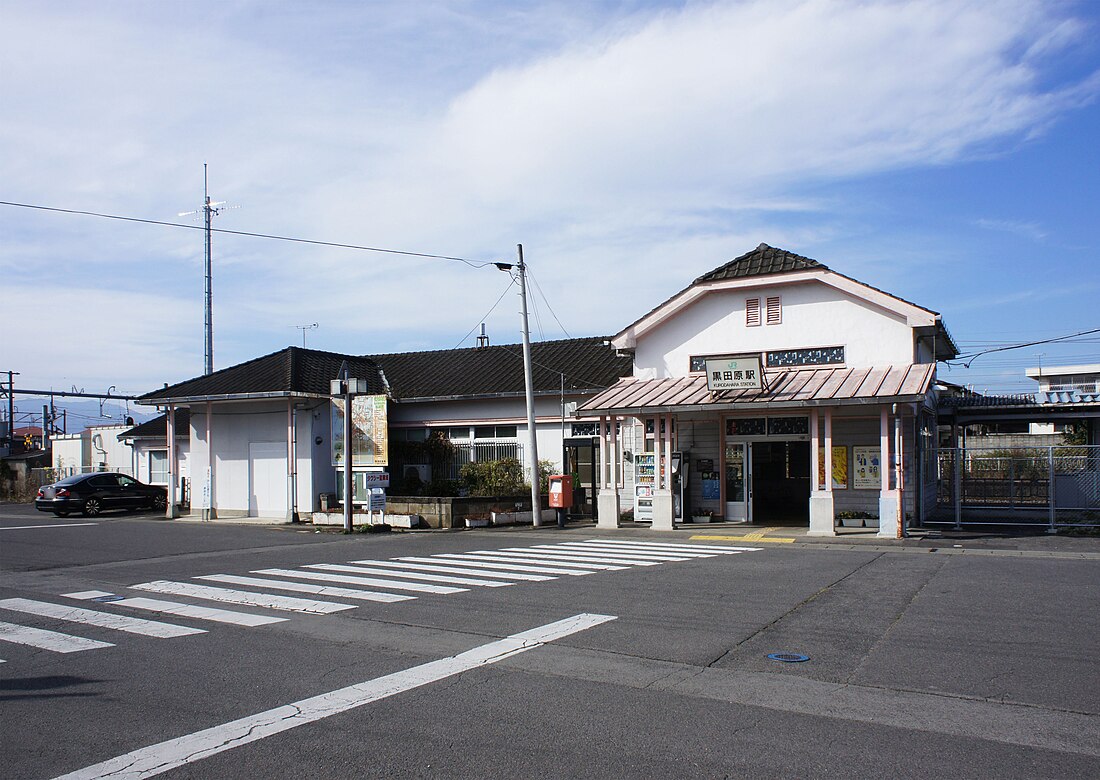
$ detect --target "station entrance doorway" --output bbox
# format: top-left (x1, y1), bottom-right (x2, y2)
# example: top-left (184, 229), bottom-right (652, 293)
top-left (725, 440), bottom-right (811, 525)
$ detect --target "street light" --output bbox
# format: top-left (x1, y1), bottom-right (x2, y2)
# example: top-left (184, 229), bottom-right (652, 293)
top-left (496, 244), bottom-right (542, 526)
top-left (331, 361), bottom-right (370, 533)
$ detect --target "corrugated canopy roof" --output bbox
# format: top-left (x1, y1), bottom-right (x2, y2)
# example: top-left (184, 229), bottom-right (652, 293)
top-left (578, 364), bottom-right (936, 415)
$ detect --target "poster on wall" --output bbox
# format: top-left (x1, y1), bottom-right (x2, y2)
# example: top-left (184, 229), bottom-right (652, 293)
top-left (331, 395), bottom-right (389, 467)
top-left (701, 471), bottom-right (721, 499)
top-left (852, 446), bottom-right (880, 489)
top-left (817, 446), bottom-right (848, 489)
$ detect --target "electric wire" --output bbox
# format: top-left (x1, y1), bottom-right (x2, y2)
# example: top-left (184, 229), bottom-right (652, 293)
top-left (452, 277), bottom-right (519, 349)
top-left (526, 267), bottom-right (572, 339)
top-left (0, 200), bottom-right (497, 268)
top-left (947, 327), bottom-right (1100, 368)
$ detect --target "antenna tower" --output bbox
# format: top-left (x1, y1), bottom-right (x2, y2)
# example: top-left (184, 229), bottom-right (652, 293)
top-left (180, 164), bottom-right (232, 375)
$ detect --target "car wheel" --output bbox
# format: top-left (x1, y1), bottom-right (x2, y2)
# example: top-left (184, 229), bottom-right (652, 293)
top-left (152, 494), bottom-right (167, 511)
top-left (82, 498), bottom-right (102, 517)
top-left (53, 510), bottom-right (70, 518)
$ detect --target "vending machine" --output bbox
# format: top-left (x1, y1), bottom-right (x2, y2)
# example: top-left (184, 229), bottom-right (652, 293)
top-left (671, 451), bottom-right (689, 520)
top-left (634, 453), bottom-right (656, 521)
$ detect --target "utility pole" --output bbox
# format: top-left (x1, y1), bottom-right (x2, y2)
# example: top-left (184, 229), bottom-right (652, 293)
top-left (180, 164), bottom-right (229, 376)
top-left (516, 244), bottom-right (542, 526)
top-left (2, 371), bottom-right (17, 455)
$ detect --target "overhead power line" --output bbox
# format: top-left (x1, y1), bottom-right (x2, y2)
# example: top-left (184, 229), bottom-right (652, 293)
top-left (950, 327), bottom-right (1100, 368)
top-left (0, 200), bottom-right (496, 268)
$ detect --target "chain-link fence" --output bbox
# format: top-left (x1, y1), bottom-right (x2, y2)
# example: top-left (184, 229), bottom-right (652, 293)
top-left (930, 446), bottom-right (1100, 529)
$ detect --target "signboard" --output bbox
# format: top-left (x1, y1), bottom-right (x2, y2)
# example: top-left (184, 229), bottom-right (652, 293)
top-left (361, 472), bottom-right (390, 488)
top-left (368, 487), bottom-right (386, 511)
top-left (818, 446), bottom-right (848, 490)
top-left (705, 356), bottom-right (762, 392)
top-left (853, 446), bottom-right (881, 490)
top-left (332, 395), bottom-right (389, 467)
top-left (701, 471), bottom-right (721, 499)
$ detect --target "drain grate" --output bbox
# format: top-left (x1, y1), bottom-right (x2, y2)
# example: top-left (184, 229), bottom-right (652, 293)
top-left (92, 595), bottom-right (125, 603)
top-left (767, 652), bottom-right (810, 663)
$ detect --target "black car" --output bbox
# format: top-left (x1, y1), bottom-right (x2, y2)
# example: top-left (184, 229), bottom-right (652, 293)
top-left (35, 473), bottom-right (168, 517)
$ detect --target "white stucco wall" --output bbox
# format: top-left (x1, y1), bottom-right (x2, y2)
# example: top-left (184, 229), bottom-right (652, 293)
top-left (632, 280), bottom-right (917, 378)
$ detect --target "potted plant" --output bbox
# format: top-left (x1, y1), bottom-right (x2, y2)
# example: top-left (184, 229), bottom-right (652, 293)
top-left (690, 508), bottom-right (716, 524)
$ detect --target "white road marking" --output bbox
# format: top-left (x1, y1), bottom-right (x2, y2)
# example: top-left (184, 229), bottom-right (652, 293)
top-left (62, 591), bottom-right (288, 627)
top-left (0, 523), bottom-right (98, 531)
top-left (0, 598), bottom-right (204, 639)
top-left (358, 559), bottom-right (555, 582)
top-left (196, 574), bottom-right (416, 603)
top-left (544, 543), bottom-right (695, 561)
top-left (131, 581), bottom-right (356, 614)
top-left (427, 553), bottom-right (593, 576)
top-left (586, 539), bottom-right (757, 554)
top-left (52, 613), bottom-right (616, 780)
top-left (0, 620), bottom-right (113, 653)
top-left (563, 542), bottom-right (717, 558)
top-left (496, 548), bottom-right (657, 567)
top-left (252, 568), bottom-right (466, 595)
top-left (464, 549), bottom-right (627, 570)
top-left (305, 563), bottom-right (513, 588)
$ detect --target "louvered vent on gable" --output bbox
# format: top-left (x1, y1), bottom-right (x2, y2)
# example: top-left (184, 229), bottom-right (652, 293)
top-left (766, 296), bottom-right (782, 325)
top-left (746, 297), bottom-right (761, 327)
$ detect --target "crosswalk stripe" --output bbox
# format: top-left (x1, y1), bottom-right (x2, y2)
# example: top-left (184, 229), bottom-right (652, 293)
top-left (308, 563), bottom-right (512, 588)
top-left (396, 556), bottom-right (575, 577)
top-left (196, 574), bottom-right (416, 603)
top-left (0, 597), bottom-right (205, 639)
top-left (0, 620), bottom-right (114, 653)
top-left (70, 595), bottom-right (289, 627)
top-left (544, 543), bottom-right (696, 561)
top-left (131, 581), bottom-right (357, 614)
top-left (584, 539), bottom-right (751, 554)
top-left (499, 547), bottom-right (661, 567)
top-left (253, 568), bottom-right (466, 595)
top-left (427, 554), bottom-right (593, 576)
top-left (566, 542), bottom-right (717, 558)
top-left (467, 549), bottom-right (628, 570)
top-left (361, 559), bottom-right (555, 582)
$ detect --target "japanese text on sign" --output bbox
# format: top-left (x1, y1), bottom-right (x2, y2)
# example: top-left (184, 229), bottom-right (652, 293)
top-left (705, 356), bottom-right (762, 391)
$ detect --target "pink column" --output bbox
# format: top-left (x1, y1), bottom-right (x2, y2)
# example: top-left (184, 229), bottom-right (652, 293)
top-left (599, 415), bottom-right (608, 489)
top-left (810, 408), bottom-right (820, 492)
top-left (880, 407), bottom-right (891, 492)
top-left (824, 407), bottom-right (833, 493)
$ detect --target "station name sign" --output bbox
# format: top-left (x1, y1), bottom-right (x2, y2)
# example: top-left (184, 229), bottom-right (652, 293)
top-left (705, 356), bottom-right (762, 392)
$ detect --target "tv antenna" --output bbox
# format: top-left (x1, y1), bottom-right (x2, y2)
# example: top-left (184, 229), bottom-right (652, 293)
top-left (293, 322), bottom-right (319, 347)
top-left (179, 164), bottom-right (237, 375)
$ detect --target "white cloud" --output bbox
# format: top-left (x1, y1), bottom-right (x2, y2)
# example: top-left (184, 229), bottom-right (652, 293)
top-left (1, 0), bottom-right (1097, 391)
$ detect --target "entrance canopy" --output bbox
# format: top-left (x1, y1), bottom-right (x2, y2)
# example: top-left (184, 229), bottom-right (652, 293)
top-left (579, 364), bottom-right (935, 416)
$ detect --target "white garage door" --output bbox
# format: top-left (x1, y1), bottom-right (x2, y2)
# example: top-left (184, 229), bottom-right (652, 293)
top-left (249, 442), bottom-right (288, 517)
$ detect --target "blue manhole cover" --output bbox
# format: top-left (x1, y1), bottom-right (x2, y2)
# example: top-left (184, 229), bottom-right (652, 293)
top-left (767, 652), bottom-right (810, 663)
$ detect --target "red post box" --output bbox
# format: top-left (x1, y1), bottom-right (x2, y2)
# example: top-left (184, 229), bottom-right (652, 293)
top-left (548, 475), bottom-right (573, 508)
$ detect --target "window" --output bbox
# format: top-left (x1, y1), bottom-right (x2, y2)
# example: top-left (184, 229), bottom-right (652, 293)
top-left (766, 346), bottom-right (845, 368)
top-left (746, 297), bottom-right (760, 327)
top-left (440, 427), bottom-right (470, 440)
top-left (475, 425), bottom-right (517, 439)
top-left (392, 428), bottom-right (429, 442)
top-left (149, 450), bottom-right (169, 484)
top-left (766, 296), bottom-right (782, 325)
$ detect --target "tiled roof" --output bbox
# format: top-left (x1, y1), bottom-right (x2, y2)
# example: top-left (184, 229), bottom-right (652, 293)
top-left (372, 337), bottom-right (631, 400)
top-left (138, 338), bottom-right (631, 404)
top-left (118, 409), bottom-right (191, 440)
top-left (693, 243), bottom-right (825, 283)
top-left (578, 364), bottom-right (936, 415)
top-left (138, 347), bottom-right (386, 403)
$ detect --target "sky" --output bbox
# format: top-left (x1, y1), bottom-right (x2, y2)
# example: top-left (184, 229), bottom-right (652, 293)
top-left (2, 0), bottom-right (1098, 427)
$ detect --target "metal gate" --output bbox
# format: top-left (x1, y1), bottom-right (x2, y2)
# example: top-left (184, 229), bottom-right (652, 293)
top-left (929, 446), bottom-right (1100, 529)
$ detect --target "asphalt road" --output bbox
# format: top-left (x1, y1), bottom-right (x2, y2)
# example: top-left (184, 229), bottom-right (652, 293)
top-left (1, 503), bottom-right (1097, 779)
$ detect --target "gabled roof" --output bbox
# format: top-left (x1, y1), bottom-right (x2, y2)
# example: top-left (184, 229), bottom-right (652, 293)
top-left (118, 409), bottom-right (191, 440)
top-left (613, 243), bottom-right (958, 359)
top-left (137, 338), bottom-right (632, 406)
top-left (693, 243), bottom-right (824, 283)
top-left (373, 337), bottom-right (630, 401)
top-left (138, 347), bottom-right (385, 404)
